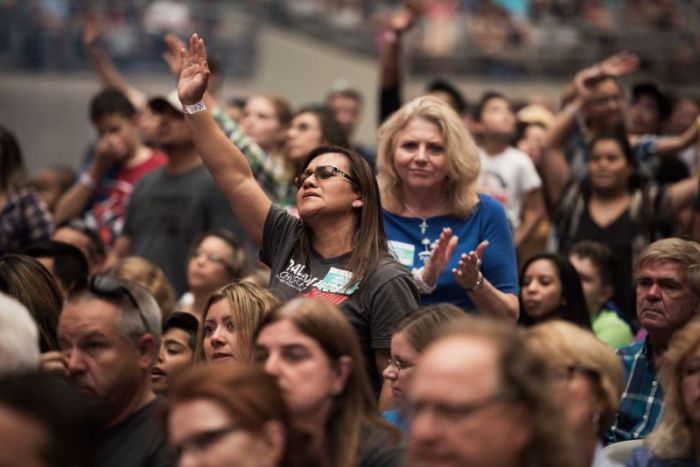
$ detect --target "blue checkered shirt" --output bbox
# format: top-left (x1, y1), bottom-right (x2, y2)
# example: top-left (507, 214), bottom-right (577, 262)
top-left (604, 339), bottom-right (664, 445)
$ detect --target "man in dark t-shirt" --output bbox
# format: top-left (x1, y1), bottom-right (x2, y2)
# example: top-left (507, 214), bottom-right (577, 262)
top-left (44, 275), bottom-right (172, 467)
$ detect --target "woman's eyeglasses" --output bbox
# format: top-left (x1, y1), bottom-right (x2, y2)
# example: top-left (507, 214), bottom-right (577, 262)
top-left (294, 165), bottom-right (359, 188)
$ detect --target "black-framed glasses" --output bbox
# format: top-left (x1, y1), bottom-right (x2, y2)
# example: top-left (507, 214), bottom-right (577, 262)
top-left (386, 357), bottom-right (415, 375)
top-left (294, 165), bottom-right (359, 189)
top-left (77, 275), bottom-right (149, 333)
top-left (404, 393), bottom-right (511, 424)
top-left (549, 365), bottom-right (600, 383)
top-left (173, 423), bottom-right (242, 460)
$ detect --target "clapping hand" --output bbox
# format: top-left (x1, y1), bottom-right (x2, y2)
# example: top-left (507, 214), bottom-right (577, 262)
top-left (177, 34), bottom-right (210, 106)
top-left (453, 240), bottom-right (489, 291)
top-left (422, 227), bottom-right (459, 286)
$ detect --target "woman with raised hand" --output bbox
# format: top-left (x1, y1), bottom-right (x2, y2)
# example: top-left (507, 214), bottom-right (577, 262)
top-left (377, 96), bottom-right (518, 320)
top-left (177, 34), bottom-right (419, 392)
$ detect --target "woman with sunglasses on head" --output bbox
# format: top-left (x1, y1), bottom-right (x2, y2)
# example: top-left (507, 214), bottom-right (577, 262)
top-left (178, 229), bottom-right (251, 320)
top-left (525, 320), bottom-right (625, 467)
top-left (382, 303), bottom-right (466, 430)
top-left (176, 35), bottom-right (419, 395)
top-left (254, 297), bottom-right (403, 467)
top-left (377, 96), bottom-right (519, 320)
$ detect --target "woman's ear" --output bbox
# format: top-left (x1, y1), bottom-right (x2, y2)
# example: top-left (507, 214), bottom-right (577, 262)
top-left (259, 420), bottom-right (286, 467)
top-left (352, 198), bottom-right (363, 209)
top-left (330, 355), bottom-right (353, 395)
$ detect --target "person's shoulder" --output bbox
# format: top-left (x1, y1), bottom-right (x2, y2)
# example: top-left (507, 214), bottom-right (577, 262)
top-left (475, 193), bottom-right (509, 218)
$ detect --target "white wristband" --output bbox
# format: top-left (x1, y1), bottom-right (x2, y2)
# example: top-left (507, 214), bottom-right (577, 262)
top-left (79, 172), bottom-right (96, 189)
top-left (182, 100), bottom-right (207, 115)
top-left (412, 267), bottom-right (437, 294)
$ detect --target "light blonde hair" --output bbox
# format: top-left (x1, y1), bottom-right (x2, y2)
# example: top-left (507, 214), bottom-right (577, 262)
top-left (377, 96), bottom-right (480, 218)
top-left (196, 281), bottom-right (279, 363)
top-left (524, 321), bottom-right (624, 436)
top-left (646, 317), bottom-right (700, 459)
top-left (108, 256), bottom-right (176, 318)
top-left (635, 238), bottom-right (700, 297)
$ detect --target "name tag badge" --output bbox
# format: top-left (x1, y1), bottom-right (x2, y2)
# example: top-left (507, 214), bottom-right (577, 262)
top-left (316, 267), bottom-right (359, 295)
top-left (388, 240), bottom-right (416, 267)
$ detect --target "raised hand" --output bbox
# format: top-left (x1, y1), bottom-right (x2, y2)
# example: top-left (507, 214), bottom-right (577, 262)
top-left (452, 240), bottom-right (489, 291)
top-left (82, 10), bottom-right (102, 50)
top-left (178, 33), bottom-right (210, 106)
top-left (422, 227), bottom-right (459, 286)
top-left (163, 33), bottom-right (186, 77)
top-left (598, 51), bottom-right (639, 78)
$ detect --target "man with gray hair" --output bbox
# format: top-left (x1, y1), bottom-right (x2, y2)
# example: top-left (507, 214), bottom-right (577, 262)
top-left (0, 293), bottom-right (40, 375)
top-left (44, 274), bottom-right (170, 467)
top-left (606, 238), bottom-right (700, 444)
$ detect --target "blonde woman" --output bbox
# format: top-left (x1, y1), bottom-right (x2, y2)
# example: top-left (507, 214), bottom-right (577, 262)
top-left (378, 96), bottom-right (518, 319)
top-left (525, 321), bottom-right (625, 467)
top-left (196, 281), bottom-right (279, 364)
top-left (628, 318), bottom-right (700, 466)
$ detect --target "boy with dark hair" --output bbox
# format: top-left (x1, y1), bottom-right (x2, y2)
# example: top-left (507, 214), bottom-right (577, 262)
top-left (151, 312), bottom-right (198, 394)
top-left (54, 88), bottom-right (166, 246)
top-left (23, 240), bottom-right (89, 296)
top-left (473, 91), bottom-right (545, 251)
top-left (569, 240), bottom-right (634, 348)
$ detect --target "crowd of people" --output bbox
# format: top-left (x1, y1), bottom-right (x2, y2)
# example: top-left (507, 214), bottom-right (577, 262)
top-left (3, 2), bottom-right (700, 466)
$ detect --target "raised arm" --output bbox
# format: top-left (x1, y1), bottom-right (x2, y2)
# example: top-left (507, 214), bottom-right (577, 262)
top-left (560, 51), bottom-right (639, 105)
top-left (178, 34), bottom-right (271, 248)
top-left (650, 116), bottom-right (700, 156)
top-left (378, 1), bottom-right (423, 124)
top-left (82, 11), bottom-right (147, 110)
top-left (667, 164), bottom-right (700, 215)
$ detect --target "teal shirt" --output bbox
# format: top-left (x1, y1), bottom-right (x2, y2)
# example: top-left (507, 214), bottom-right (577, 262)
top-left (592, 308), bottom-right (634, 349)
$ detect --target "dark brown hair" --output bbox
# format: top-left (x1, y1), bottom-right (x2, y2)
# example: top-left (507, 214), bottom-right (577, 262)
top-left (0, 254), bottom-right (62, 351)
top-left (254, 297), bottom-right (400, 467)
top-left (163, 364), bottom-right (318, 467)
top-left (297, 145), bottom-right (388, 289)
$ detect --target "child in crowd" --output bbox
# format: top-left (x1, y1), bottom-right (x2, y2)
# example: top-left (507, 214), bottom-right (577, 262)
top-left (473, 91), bottom-right (545, 252)
top-left (568, 240), bottom-right (634, 348)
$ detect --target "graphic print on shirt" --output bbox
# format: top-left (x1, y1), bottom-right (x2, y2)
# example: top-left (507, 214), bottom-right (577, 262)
top-left (388, 239), bottom-right (438, 268)
top-left (276, 259), bottom-right (359, 305)
top-left (478, 170), bottom-right (509, 206)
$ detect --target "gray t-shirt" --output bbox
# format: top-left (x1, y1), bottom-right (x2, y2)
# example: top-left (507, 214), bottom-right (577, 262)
top-left (122, 164), bottom-right (246, 295)
top-left (261, 206), bottom-right (420, 392)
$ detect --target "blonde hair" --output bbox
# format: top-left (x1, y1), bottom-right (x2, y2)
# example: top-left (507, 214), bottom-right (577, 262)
top-left (524, 321), bottom-right (624, 436)
top-left (377, 96), bottom-right (480, 218)
top-left (196, 281), bottom-right (279, 363)
top-left (646, 317), bottom-right (700, 459)
top-left (635, 238), bottom-right (700, 297)
top-left (108, 256), bottom-right (176, 318)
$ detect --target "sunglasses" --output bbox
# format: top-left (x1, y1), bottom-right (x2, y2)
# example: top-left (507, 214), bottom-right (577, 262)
top-left (73, 275), bottom-right (150, 332)
top-left (294, 165), bottom-right (359, 189)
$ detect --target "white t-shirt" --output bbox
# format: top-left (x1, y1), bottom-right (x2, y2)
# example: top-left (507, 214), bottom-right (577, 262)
top-left (478, 146), bottom-right (542, 229)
